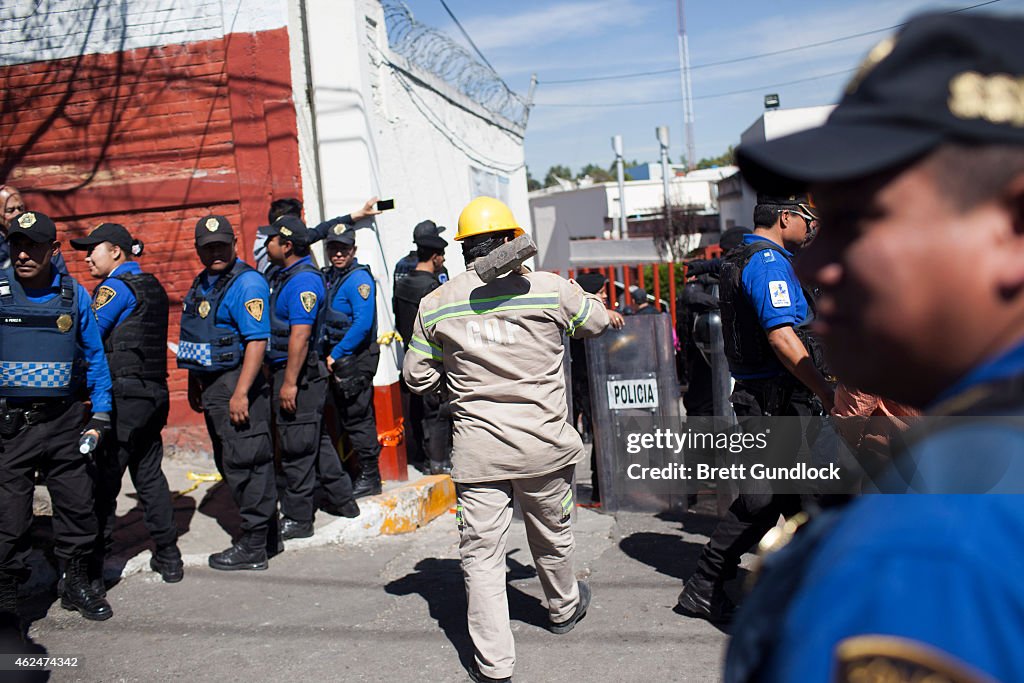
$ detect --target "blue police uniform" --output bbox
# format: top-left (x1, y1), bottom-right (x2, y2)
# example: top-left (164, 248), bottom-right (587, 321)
top-left (325, 260), bottom-right (382, 497)
top-left (733, 234), bottom-right (809, 379)
top-left (178, 255), bottom-right (279, 568)
top-left (267, 256), bottom-right (356, 532)
top-left (0, 264), bottom-right (114, 620)
top-left (88, 261), bottom-right (181, 584)
top-left (678, 229), bottom-right (821, 624)
top-left (727, 343), bottom-right (1024, 682)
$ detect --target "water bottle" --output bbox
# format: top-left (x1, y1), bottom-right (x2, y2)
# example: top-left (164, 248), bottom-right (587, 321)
top-left (79, 430), bottom-right (99, 455)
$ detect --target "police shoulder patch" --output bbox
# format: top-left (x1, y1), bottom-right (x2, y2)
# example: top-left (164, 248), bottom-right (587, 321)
top-left (834, 635), bottom-right (995, 683)
top-left (761, 249), bottom-right (776, 263)
top-left (93, 285), bottom-right (117, 310)
top-left (768, 280), bottom-right (791, 308)
top-left (300, 291), bottom-right (317, 313)
top-left (357, 283), bottom-right (372, 300)
top-left (244, 298), bottom-right (264, 322)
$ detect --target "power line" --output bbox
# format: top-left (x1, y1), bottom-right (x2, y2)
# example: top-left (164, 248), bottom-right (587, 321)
top-left (539, 0), bottom-right (1004, 85)
top-left (437, 0), bottom-right (500, 76)
top-left (534, 68), bottom-right (856, 108)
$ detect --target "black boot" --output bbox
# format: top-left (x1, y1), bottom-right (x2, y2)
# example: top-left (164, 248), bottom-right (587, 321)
top-left (88, 552), bottom-right (107, 597)
top-left (208, 533), bottom-right (269, 571)
top-left (0, 574), bottom-right (21, 638)
top-left (676, 571), bottom-right (736, 624)
top-left (322, 499), bottom-right (360, 518)
top-left (280, 517), bottom-right (314, 540)
top-left (151, 544), bottom-right (184, 583)
top-left (428, 459), bottom-right (453, 475)
top-left (352, 460), bottom-right (382, 498)
top-left (60, 557), bottom-right (113, 621)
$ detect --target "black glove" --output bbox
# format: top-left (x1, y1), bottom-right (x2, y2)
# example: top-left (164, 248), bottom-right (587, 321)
top-left (332, 355), bottom-right (368, 398)
top-left (79, 412), bottom-right (112, 454)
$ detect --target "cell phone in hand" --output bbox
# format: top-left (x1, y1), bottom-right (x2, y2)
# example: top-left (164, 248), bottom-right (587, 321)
top-left (376, 198), bottom-right (395, 211)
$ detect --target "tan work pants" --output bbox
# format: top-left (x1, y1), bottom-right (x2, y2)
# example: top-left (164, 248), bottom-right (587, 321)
top-left (456, 464), bottom-right (581, 679)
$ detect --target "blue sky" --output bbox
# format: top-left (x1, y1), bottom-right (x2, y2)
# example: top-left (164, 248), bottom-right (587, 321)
top-left (404, 0), bottom-right (1022, 179)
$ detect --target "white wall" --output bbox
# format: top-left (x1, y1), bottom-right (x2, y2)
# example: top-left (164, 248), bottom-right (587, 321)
top-left (300, 0), bottom-right (529, 384)
top-left (0, 0), bottom-right (287, 66)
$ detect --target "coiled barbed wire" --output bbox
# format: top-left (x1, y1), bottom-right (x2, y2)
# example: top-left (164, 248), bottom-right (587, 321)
top-left (382, 0), bottom-right (530, 131)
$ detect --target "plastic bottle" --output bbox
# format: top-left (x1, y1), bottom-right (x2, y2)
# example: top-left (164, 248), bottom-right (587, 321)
top-left (79, 430), bottom-right (99, 455)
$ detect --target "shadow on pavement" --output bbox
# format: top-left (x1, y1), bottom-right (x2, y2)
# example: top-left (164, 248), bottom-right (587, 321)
top-left (385, 551), bottom-right (549, 673)
top-left (196, 480), bottom-right (242, 541)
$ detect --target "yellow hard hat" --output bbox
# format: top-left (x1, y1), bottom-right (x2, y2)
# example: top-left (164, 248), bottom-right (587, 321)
top-left (455, 196), bottom-right (525, 241)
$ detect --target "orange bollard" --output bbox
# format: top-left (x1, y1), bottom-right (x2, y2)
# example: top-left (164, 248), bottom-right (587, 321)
top-left (374, 382), bottom-right (408, 481)
top-left (653, 264), bottom-right (662, 311)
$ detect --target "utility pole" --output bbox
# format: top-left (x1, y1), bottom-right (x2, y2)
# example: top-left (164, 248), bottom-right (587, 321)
top-left (657, 126), bottom-right (672, 243)
top-left (612, 135), bottom-right (627, 239)
top-left (677, 0), bottom-right (696, 171)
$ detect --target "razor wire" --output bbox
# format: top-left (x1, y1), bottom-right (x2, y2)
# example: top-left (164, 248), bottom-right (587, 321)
top-left (381, 0), bottom-right (530, 131)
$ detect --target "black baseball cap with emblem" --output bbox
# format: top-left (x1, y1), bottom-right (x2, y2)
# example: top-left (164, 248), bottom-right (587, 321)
top-left (70, 222), bottom-right (134, 251)
top-left (265, 215), bottom-right (312, 246)
top-left (7, 211), bottom-right (57, 243)
top-left (325, 222), bottom-right (357, 246)
top-left (737, 13), bottom-right (1024, 193)
top-left (195, 215), bottom-right (235, 246)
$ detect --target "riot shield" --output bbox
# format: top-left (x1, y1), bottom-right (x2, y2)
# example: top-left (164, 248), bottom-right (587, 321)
top-left (586, 313), bottom-right (682, 512)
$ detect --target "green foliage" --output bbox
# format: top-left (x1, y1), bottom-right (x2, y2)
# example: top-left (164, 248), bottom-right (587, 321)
top-left (680, 145), bottom-right (735, 170)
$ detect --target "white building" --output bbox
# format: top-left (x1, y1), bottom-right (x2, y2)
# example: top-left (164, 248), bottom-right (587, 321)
top-left (529, 166), bottom-right (736, 271)
top-left (717, 105), bottom-right (834, 232)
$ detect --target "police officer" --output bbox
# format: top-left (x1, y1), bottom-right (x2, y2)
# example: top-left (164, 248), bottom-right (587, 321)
top-left (393, 228), bottom-right (451, 475)
top-left (69, 223), bottom-right (182, 587)
top-left (263, 215), bottom-right (360, 539)
top-left (0, 185), bottom-right (68, 273)
top-left (404, 197), bottom-right (611, 683)
top-left (680, 226), bottom-right (751, 416)
top-left (322, 224), bottom-right (383, 498)
top-left (725, 13), bottom-right (1024, 682)
top-left (178, 215), bottom-right (278, 570)
top-left (0, 211), bottom-right (114, 623)
top-left (394, 220), bottom-right (450, 284)
top-left (676, 193), bottom-right (834, 622)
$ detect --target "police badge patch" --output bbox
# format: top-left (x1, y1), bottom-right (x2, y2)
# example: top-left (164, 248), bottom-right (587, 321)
top-left (245, 298), bottom-right (264, 322)
top-left (56, 314), bottom-right (73, 333)
top-left (358, 284), bottom-right (371, 300)
top-left (93, 286), bottom-right (117, 310)
top-left (300, 291), bottom-right (317, 313)
top-left (206, 217), bottom-right (220, 231)
top-left (198, 300), bottom-right (211, 319)
top-left (18, 213), bottom-right (36, 229)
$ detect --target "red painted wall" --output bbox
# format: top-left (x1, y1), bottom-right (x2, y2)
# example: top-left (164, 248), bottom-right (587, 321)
top-left (0, 27), bottom-right (302, 427)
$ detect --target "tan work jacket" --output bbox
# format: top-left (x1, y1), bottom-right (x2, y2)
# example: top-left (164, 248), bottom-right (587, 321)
top-left (403, 268), bottom-right (609, 483)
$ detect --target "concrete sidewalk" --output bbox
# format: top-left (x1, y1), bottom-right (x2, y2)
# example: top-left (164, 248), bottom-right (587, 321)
top-left (28, 454), bottom-right (456, 592)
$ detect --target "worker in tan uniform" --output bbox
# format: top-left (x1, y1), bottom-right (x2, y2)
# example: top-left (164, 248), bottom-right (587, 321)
top-left (404, 197), bottom-right (610, 683)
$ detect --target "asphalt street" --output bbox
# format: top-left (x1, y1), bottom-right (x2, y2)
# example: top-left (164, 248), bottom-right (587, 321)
top-left (14, 496), bottom-right (738, 682)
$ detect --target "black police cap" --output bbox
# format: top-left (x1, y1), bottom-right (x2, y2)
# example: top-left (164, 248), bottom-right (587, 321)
top-left (325, 222), bottom-right (357, 246)
top-left (265, 214), bottom-right (312, 246)
top-left (70, 223), bottom-right (134, 252)
top-left (737, 12), bottom-right (1024, 192)
top-left (6, 211), bottom-right (56, 244)
top-left (195, 215), bottom-right (235, 246)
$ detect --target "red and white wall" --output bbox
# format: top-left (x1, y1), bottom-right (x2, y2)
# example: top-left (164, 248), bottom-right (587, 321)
top-left (1, 0), bottom-right (530, 462)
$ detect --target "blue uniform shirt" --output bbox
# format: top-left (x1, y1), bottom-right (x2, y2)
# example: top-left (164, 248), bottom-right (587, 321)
top-left (760, 339), bottom-right (1024, 682)
top-left (274, 256), bottom-right (323, 328)
top-left (196, 260), bottom-right (270, 342)
top-left (735, 234), bottom-right (810, 379)
top-left (91, 262), bottom-right (140, 339)
top-left (23, 270), bottom-right (112, 412)
top-left (329, 262), bottom-right (375, 360)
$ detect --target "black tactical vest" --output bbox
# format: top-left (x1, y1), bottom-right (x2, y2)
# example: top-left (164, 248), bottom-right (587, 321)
top-left (177, 260), bottom-right (254, 372)
top-left (322, 263), bottom-right (377, 357)
top-left (0, 267), bottom-right (79, 399)
top-left (719, 240), bottom-right (817, 377)
top-left (267, 261), bottom-right (324, 365)
top-left (104, 272), bottom-right (168, 381)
